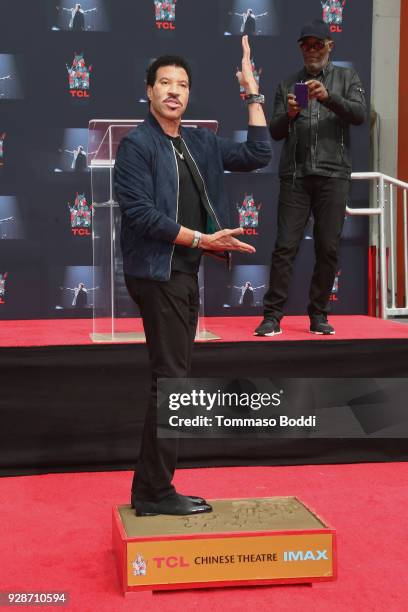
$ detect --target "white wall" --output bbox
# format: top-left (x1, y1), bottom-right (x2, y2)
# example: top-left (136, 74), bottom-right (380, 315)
top-left (371, 0), bottom-right (400, 176)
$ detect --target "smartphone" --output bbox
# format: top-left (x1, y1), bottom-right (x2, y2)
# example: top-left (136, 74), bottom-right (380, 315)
top-left (294, 82), bottom-right (309, 108)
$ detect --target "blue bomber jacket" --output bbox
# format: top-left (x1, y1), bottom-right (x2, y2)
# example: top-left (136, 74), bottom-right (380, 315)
top-left (113, 113), bottom-right (271, 281)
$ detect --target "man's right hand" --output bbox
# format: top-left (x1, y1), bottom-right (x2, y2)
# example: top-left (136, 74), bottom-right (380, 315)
top-left (200, 228), bottom-right (255, 254)
top-left (287, 93), bottom-right (301, 118)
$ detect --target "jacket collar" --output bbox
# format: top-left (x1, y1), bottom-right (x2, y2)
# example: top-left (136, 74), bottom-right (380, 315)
top-left (146, 111), bottom-right (185, 139)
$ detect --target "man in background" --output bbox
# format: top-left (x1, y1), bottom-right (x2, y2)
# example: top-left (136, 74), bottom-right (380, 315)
top-left (255, 19), bottom-right (366, 337)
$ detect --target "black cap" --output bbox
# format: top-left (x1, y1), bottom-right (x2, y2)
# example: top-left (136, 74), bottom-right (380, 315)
top-left (298, 19), bottom-right (331, 42)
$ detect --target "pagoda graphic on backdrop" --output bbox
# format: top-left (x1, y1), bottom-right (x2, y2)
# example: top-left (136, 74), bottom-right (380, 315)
top-left (66, 53), bottom-right (92, 97)
top-left (0, 271), bottom-right (8, 304)
top-left (154, 0), bottom-right (177, 29)
top-left (240, 59), bottom-right (262, 99)
top-left (321, 0), bottom-right (346, 32)
top-left (68, 193), bottom-right (93, 236)
top-left (330, 270), bottom-right (341, 302)
top-left (0, 132), bottom-right (6, 166)
top-left (237, 194), bottom-right (262, 235)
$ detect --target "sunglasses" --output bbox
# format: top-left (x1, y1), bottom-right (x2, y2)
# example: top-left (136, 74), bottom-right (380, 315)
top-left (299, 40), bottom-right (329, 52)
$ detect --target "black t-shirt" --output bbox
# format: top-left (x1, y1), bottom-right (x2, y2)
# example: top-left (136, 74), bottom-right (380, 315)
top-left (169, 136), bottom-right (207, 274)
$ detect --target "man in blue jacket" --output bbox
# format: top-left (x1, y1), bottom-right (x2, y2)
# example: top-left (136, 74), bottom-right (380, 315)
top-left (114, 36), bottom-right (271, 516)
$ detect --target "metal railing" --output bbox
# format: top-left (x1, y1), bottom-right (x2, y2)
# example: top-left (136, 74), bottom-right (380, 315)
top-left (348, 172), bottom-right (408, 319)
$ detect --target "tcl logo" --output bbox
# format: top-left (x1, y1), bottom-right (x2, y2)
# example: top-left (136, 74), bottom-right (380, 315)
top-left (152, 556), bottom-right (190, 568)
top-left (69, 90), bottom-right (90, 98)
top-left (156, 22), bottom-right (175, 29)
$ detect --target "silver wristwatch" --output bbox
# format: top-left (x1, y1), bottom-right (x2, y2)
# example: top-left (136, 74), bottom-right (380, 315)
top-left (191, 231), bottom-right (201, 248)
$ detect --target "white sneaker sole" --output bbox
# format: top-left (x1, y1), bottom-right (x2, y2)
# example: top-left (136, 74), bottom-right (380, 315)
top-left (254, 329), bottom-right (283, 337)
top-left (310, 330), bottom-right (336, 335)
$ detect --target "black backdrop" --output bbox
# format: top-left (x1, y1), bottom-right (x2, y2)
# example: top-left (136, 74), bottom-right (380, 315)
top-left (0, 0), bottom-right (372, 321)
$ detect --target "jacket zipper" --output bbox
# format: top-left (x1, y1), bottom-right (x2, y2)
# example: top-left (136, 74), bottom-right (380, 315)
top-left (180, 137), bottom-right (223, 231)
top-left (287, 84), bottom-right (297, 183)
top-left (313, 104), bottom-right (320, 169)
top-left (292, 120), bottom-right (297, 183)
top-left (313, 70), bottom-right (329, 168)
top-left (168, 142), bottom-right (180, 279)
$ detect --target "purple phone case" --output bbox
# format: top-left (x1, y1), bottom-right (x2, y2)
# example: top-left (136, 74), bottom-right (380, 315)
top-left (294, 82), bottom-right (309, 108)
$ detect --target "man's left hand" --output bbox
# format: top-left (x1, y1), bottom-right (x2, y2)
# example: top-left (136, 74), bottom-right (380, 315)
top-left (236, 35), bottom-right (258, 94)
top-left (306, 79), bottom-right (329, 101)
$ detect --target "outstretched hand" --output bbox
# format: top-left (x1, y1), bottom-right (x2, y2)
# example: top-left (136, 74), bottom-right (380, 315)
top-left (236, 35), bottom-right (258, 95)
top-left (200, 227), bottom-right (255, 254)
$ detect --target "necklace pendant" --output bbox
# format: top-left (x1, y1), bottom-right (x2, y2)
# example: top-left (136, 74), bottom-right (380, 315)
top-left (171, 141), bottom-right (184, 160)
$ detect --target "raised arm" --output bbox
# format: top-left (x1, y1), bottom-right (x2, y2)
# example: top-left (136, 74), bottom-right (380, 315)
top-left (217, 36), bottom-right (271, 172)
top-left (236, 35), bottom-right (267, 128)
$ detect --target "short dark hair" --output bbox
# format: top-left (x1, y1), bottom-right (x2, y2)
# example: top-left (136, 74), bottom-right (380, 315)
top-left (146, 55), bottom-right (192, 89)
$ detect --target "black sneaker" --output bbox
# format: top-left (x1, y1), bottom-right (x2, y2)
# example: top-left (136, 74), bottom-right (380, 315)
top-left (309, 314), bottom-right (335, 335)
top-left (254, 318), bottom-right (282, 337)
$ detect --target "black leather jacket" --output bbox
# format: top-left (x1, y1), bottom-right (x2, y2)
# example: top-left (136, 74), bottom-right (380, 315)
top-left (270, 62), bottom-right (367, 179)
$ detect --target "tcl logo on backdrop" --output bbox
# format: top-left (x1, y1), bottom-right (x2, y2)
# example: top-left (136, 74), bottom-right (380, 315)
top-left (321, 0), bottom-right (346, 33)
top-left (240, 60), bottom-right (262, 100)
top-left (66, 53), bottom-right (92, 98)
top-left (154, 0), bottom-right (177, 30)
top-left (0, 132), bottom-right (6, 166)
top-left (237, 194), bottom-right (262, 236)
top-left (68, 193), bottom-right (93, 236)
top-left (0, 271), bottom-right (8, 304)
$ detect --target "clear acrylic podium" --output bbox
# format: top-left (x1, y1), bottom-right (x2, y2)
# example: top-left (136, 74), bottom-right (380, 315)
top-left (88, 119), bottom-right (220, 343)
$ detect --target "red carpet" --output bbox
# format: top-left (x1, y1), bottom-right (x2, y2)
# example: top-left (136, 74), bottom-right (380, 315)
top-left (1, 464), bottom-right (407, 611)
top-left (1, 315), bottom-right (408, 347)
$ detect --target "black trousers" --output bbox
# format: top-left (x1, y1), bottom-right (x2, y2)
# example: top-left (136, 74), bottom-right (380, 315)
top-left (263, 175), bottom-right (350, 321)
top-left (125, 271), bottom-right (199, 502)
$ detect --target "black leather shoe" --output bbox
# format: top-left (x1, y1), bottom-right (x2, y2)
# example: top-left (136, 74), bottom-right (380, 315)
top-left (131, 492), bottom-right (206, 508)
top-left (132, 493), bottom-right (213, 517)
